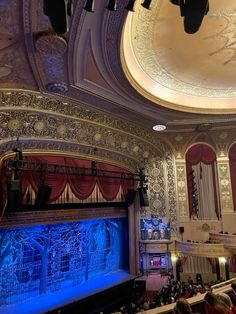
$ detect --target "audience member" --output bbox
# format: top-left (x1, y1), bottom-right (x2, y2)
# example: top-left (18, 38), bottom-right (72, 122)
top-left (172, 298), bottom-right (200, 314)
top-left (204, 292), bottom-right (233, 314)
top-left (230, 282), bottom-right (236, 306)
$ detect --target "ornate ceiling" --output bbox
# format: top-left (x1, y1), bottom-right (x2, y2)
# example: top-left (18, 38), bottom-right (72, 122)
top-left (1, 0), bottom-right (236, 163)
top-left (122, 0), bottom-right (236, 113)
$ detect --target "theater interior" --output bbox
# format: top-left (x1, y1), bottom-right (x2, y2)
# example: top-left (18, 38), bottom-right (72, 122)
top-left (1, 0), bottom-right (236, 313)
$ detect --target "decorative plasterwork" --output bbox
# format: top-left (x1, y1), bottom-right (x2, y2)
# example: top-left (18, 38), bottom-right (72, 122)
top-left (0, 0), bottom-right (36, 89)
top-left (176, 240), bottom-right (231, 257)
top-left (175, 160), bottom-right (189, 218)
top-left (0, 91), bottom-right (168, 154)
top-left (0, 140), bottom-right (140, 171)
top-left (209, 233), bottom-right (236, 249)
top-left (0, 91), bottom-right (174, 170)
top-left (216, 159), bottom-right (234, 213)
top-left (141, 150), bottom-right (178, 235)
top-left (122, 0), bottom-right (236, 113)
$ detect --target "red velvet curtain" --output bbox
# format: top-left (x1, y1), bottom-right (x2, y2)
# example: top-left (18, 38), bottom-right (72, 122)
top-left (228, 256), bottom-right (236, 273)
top-left (179, 256), bottom-right (188, 272)
top-left (97, 163), bottom-right (123, 201)
top-left (65, 157), bottom-right (97, 200)
top-left (0, 164), bottom-right (7, 214)
top-left (186, 144), bottom-right (218, 218)
top-left (229, 143), bottom-right (236, 211)
top-left (207, 257), bottom-right (216, 273)
top-left (0, 155), bottom-right (134, 207)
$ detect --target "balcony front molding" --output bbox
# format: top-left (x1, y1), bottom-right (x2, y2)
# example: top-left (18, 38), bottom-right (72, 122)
top-left (209, 232), bottom-right (236, 249)
top-left (176, 240), bottom-right (231, 257)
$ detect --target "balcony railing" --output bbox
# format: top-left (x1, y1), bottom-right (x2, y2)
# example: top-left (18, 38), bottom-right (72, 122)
top-left (175, 240), bottom-right (231, 257)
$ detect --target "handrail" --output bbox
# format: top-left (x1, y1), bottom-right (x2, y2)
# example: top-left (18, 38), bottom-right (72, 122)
top-left (139, 278), bottom-right (236, 314)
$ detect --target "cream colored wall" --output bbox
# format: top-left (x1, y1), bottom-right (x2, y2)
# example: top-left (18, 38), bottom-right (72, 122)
top-left (167, 131), bottom-right (236, 243)
top-left (178, 220), bottom-right (222, 242)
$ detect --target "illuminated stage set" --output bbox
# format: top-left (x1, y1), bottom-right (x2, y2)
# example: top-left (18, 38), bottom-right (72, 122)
top-left (0, 218), bottom-right (130, 314)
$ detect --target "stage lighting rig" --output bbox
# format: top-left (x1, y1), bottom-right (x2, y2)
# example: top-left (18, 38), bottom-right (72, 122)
top-left (170, 0), bottom-right (209, 34)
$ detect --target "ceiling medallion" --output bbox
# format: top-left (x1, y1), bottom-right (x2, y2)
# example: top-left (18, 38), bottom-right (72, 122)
top-left (46, 82), bottom-right (68, 93)
top-left (35, 34), bottom-right (67, 55)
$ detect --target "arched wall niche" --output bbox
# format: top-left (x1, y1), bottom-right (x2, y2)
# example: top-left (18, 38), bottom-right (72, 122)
top-left (185, 142), bottom-right (216, 160)
top-left (184, 135), bottom-right (216, 159)
top-left (185, 143), bottom-right (219, 220)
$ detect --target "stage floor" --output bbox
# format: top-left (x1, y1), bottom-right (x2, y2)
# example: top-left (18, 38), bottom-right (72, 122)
top-left (0, 270), bottom-right (134, 314)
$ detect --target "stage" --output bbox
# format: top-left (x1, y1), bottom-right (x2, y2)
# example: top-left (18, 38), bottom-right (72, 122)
top-left (1, 270), bottom-right (134, 314)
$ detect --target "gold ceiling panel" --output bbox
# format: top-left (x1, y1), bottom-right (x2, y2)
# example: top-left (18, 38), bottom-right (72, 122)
top-left (121, 0), bottom-right (236, 113)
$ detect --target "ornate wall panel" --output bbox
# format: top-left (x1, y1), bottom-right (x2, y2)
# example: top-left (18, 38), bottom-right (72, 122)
top-left (175, 160), bottom-right (189, 219)
top-left (217, 158), bottom-right (234, 213)
top-left (142, 148), bottom-right (177, 236)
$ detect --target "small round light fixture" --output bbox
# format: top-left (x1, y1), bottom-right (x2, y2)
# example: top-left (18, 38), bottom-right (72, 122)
top-left (152, 124), bottom-right (166, 131)
top-left (46, 82), bottom-right (68, 93)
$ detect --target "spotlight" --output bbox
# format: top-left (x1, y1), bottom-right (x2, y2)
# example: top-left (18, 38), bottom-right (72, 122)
top-left (84, 0), bottom-right (95, 12)
top-left (183, 0), bottom-right (209, 34)
top-left (141, 0), bottom-right (152, 10)
top-left (125, 0), bottom-right (136, 11)
top-left (170, 0), bottom-right (209, 34)
top-left (106, 0), bottom-right (117, 11)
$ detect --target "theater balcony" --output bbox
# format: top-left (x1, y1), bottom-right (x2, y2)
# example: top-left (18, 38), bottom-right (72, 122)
top-left (209, 232), bottom-right (236, 254)
top-left (175, 240), bottom-right (231, 257)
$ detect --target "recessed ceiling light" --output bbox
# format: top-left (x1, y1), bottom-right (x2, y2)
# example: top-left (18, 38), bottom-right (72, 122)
top-left (152, 124), bottom-right (166, 131)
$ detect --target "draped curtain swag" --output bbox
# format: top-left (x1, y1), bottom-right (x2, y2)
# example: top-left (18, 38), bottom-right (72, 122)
top-left (0, 156), bottom-right (134, 206)
top-left (186, 144), bottom-right (220, 219)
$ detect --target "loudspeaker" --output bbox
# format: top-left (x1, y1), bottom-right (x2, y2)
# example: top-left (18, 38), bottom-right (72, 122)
top-left (43, 0), bottom-right (67, 34)
top-left (125, 189), bottom-right (136, 205)
top-left (138, 187), bottom-right (149, 207)
top-left (7, 180), bottom-right (21, 211)
top-left (35, 185), bottom-right (52, 209)
top-left (179, 226), bottom-right (185, 234)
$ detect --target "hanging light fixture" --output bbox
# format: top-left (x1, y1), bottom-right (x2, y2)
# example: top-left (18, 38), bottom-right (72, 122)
top-left (106, 0), bottom-right (117, 11)
top-left (84, 0), bottom-right (95, 12)
top-left (141, 0), bottom-right (152, 10)
top-left (125, 0), bottom-right (136, 11)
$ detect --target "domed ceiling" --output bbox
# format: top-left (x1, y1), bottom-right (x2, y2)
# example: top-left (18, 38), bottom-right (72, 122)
top-left (122, 0), bottom-right (236, 114)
